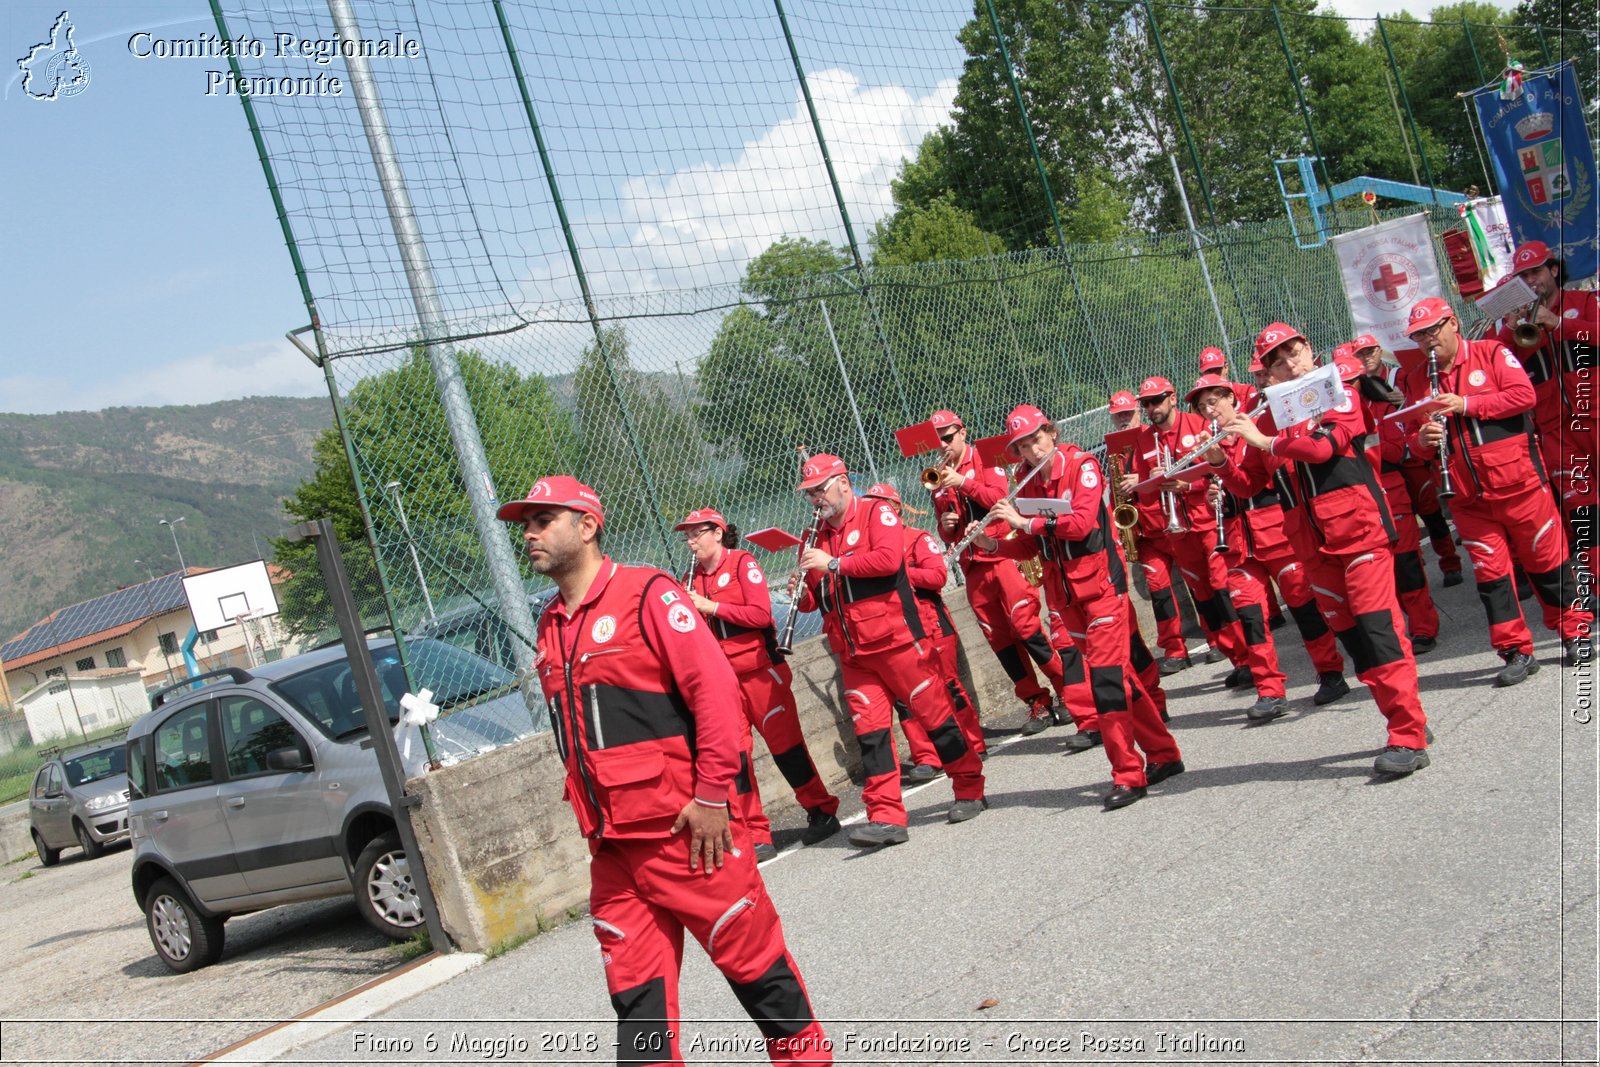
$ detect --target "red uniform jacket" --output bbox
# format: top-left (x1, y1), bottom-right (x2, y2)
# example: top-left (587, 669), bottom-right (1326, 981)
top-left (796, 496), bottom-right (924, 659)
top-left (902, 525), bottom-right (955, 638)
top-left (1211, 433), bottom-right (1291, 556)
top-left (1131, 411), bottom-right (1218, 532)
top-left (536, 559), bottom-right (743, 840)
top-left (1494, 288), bottom-right (1599, 446)
top-left (931, 444), bottom-right (1011, 566)
top-left (688, 547), bottom-right (778, 675)
top-left (994, 446), bottom-right (1128, 605)
top-left (1402, 336), bottom-right (1544, 506)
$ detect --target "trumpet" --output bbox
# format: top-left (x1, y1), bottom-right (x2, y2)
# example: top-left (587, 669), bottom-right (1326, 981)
top-left (1512, 299), bottom-right (1545, 349)
top-left (920, 466), bottom-right (945, 491)
top-left (1159, 443), bottom-right (1189, 534)
top-left (1427, 345), bottom-right (1458, 501)
top-left (947, 447), bottom-right (1058, 560)
top-left (1108, 452), bottom-right (1139, 561)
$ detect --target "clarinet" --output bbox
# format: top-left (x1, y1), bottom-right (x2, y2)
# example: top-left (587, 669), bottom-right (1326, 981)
top-left (775, 507), bottom-right (824, 656)
top-left (1207, 418), bottom-right (1230, 554)
top-left (1428, 345), bottom-right (1457, 501)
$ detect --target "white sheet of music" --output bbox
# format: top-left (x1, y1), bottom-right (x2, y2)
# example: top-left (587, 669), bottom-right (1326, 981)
top-left (1473, 274), bottom-right (1536, 323)
top-left (1015, 495), bottom-right (1072, 516)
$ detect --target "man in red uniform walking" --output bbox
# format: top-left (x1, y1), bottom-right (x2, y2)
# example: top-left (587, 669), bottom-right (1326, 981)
top-left (1404, 296), bottom-right (1593, 676)
top-left (503, 477), bottom-right (830, 1066)
top-left (927, 410), bottom-right (1078, 741)
top-left (793, 455), bottom-right (988, 845)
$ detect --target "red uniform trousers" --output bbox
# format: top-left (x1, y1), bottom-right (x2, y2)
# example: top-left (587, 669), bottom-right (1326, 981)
top-left (841, 641), bottom-right (985, 825)
top-left (1249, 544), bottom-right (1344, 675)
top-left (590, 827), bottom-right (831, 1066)
top-left (1218, 551), bottom-right (1288, 699)
top-left (1295, 536), bottom-right (1427, 748)
top-left (1049, 594), bottom-right (1169, 726)
top-left (1043, 587), bottom-right (1180, 788)
top-left (1379, 472), bottom-right (1441, 640)
top-left (962, 557), bottom-right (1066, 706)
top-left (1454, 483), bottom-right (1591, 654)
top-left (729, 731), bottom-right (772, 847)
top-left (1398, 462), bottom-right (1464, 576)
top-left (1143, 528), bottom-right (1248, 665)
top-left (1134, 539), bottom-right (1187, 659)
top-left (737, 662), bottom-right (839, 817)
top-left (896, 632), bottom-right (985, 766)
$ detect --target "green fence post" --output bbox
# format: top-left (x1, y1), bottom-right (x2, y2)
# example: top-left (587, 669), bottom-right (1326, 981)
top-left (1377, 16), bottom-right (1440, 205)
top-left (1534, 23), bottom-right (1553, 67)
top-left (1144, 0), bottom-right (1216, 221)
top-left (1271, 4), bottom-right (1336, 205)
top-left (494, 0), bottom-right (675, 560)
top-left (1462, 19), bottom-right (1488, 84)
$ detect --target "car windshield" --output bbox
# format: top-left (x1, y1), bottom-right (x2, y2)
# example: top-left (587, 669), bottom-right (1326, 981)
top-left (271, 640), bottom-right (521, 741)
top-left (63, 747), bottom-right (125, 787)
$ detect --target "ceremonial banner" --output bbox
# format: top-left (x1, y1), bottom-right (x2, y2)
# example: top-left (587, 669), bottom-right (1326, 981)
top-left (1472, 61), bottom-right (1598, 281)
top-left (1462, 195), bottom-right (1517, 290)
top-left (1331, 213), bottom-right (1444, 352)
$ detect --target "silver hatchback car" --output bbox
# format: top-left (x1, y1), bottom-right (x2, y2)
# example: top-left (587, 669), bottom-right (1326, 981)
top-left (29, 743), bottom-right (131, 865)
top-left (125, 637), bottom-right (537, 972)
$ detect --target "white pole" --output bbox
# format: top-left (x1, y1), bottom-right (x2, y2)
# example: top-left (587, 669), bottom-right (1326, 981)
top-left (1170, 153), bottom-right (1232, 355)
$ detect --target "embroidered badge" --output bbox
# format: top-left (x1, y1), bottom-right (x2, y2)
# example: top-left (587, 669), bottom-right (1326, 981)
top-left (1504, 350), bottom-right (1522, 370)
top-left (660, 590), bottom-right (679, 605)
top-left (1469, 369), bottom-right (1487, 387)
top-left (591, 615), bottom-right (617, 643)
top-left (1181, 433), bottom-right (1195, 448)
top-left (846, 529), bottom-right (861, 546)
top-left (1081, 467), bottom-right (1099, 489)
top-left (667, 602), bottom-right (696, 633)
top-left (880, 507), bottom-right (898, 527)
top-left (746, 565), bottom-right (764, 584)
top-left (717, 572), bottom-right (731, 588)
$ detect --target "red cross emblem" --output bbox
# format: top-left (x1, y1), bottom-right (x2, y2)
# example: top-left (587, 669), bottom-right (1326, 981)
top-left (1371, 262), bottom-right (1409, 301)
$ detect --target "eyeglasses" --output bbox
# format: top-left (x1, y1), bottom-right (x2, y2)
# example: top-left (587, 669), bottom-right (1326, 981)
top-left (802, 476), bottom-right (838, 499)
top-left (1410, 320), bottom-right (1450, 338)
top-left (681, 526), bottom-right (717, 543)
top-left (1138, 395), bottom-right (1169, 407)
top-left (937, 430), bottom-right (961, 443)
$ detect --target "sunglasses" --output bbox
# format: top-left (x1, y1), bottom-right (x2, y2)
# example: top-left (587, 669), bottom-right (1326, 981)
top-left (1138, 395), bottom-right (1169, 407)
top-left (937, 430), bottom-right (961, 443)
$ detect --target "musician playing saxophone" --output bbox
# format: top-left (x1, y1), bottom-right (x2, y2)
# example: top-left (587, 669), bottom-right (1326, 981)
top-left (1403, 297), bottom-right (1593, 677)
top-left (1108, 390), bottom-right (1189, 673)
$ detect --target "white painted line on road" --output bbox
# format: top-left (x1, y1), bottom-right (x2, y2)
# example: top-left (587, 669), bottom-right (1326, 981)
top-left (195, 950), bottom-right (486, 1064)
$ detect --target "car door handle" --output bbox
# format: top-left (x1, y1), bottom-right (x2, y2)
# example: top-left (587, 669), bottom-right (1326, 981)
top-left (226, 797), bottom-right (245, 808)
top-left (152, 810), bottom-right (170, 821)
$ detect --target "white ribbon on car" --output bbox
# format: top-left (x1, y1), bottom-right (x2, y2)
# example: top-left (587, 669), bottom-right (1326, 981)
top-left (396, 688), bottom-right (440, 766)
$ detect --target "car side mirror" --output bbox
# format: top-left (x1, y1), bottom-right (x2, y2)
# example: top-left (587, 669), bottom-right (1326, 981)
top-left (265, 746), bottom-right (314, 772)
top-left (43, 789), bottom-right (64, 800)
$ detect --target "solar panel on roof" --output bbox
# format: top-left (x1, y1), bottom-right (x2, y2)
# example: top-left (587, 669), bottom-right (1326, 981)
top-left (1, 573), bottom-right (190, 660)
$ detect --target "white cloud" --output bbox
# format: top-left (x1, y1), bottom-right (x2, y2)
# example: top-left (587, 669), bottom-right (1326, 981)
top-left (1, 338), bottom-right (328, 414)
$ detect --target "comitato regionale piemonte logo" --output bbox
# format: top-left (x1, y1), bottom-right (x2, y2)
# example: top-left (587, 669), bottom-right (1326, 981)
top-left (18, 11), bottom-right (91, 101)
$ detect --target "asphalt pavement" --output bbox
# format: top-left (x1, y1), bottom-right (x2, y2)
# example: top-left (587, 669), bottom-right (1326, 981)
top-left (244, 573), bottom-right (1596, 1065)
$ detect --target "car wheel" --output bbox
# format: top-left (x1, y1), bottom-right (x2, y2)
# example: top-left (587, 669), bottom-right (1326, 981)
top-left (74, 820), bottom-right (105, 860)
top-left (145, 876), bottom-right (225, 973)
top-left (32, 831), bottom-right (60, 868)
top-left (353, 831), bottom-right (425, 940)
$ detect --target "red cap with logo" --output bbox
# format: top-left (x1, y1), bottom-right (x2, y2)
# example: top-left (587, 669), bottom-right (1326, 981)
top-left (1107, 390), bottom-right (1137, 413)
top-left (1405, 297), bottom-right (1454, 336)
top-left (673, 508), bottom-right (728, 532)
top-left (1254, 322), bottom-right (1306, 364)
top-left (1003, 404), bottom-right (1052, 452)
top-left (1333, 352), bottom-right (1364, 382)
top-left (1331, 342), bottom-right (1355, 364)
top-left (1185, 376), bottom-right (1232, 405)
top-left (1350, 333), bottom-right (1381, 353)
top-left (1248, 353), bottom-right (1266, 373)
top-left (797, 453), bottom-right (848, 491)
top-left (861, 483), bottom-right (903, 506)
top-left (496, 475), bottom-right (606, 528)
top-left (1137, 375), bottom-right (1175, 400)
top-left (1198, 346), bottom-right (1227, 373)
top-left (1513, 240), bottom-right (1552, 273)
top-left (929, 409), bottom-right (963, 430)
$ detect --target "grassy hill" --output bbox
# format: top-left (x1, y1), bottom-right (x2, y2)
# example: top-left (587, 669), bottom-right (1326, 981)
top-left (0, 397), bottom-right (330, 641)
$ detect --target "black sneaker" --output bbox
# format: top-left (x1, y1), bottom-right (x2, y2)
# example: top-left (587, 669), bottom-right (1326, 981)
top-left (1494, 650), bottom-right (1539, 687)
top-left (848, 821), bottom-right (909, 848)
top-left (904, 763), bottom-right (942, 782)
top-left (1062, 730), bottom-right (1101, 752)
top-left (946, 797), bottom-right (988, 823)
top-left (1246, 696), bottom-right (1289, 721)
top-left (1442, 571), bottom-right (1464, 588)
top-left (1412, 634), bottom-right (1437, 654)
top-left (1564, 636), bottom-right (1594, 668)
top-left (1203, 646), bottom-right (1227, 664)
top-left (1223, 665), bottom-right (1254, 689)
top-left (801, 808), bottom-right (841, 846)
top-left (1312, 672), bottom-right (1351, 706)
top-left (1145, 759), bottom-right (1185, 785)
top-left (1103, 784), bottom-right (1147, 810)
top-left (1020, 702), bottom-right (1056, 735)
top-left (1373, 746), bottom-right (1430, 775)
top-left (1158, 655), bottom-right (1193, 676)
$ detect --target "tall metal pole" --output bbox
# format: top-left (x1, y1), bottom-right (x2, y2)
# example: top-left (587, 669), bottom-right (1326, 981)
top-left (385, 481), bottom-right (437, 623)
top-left (1169, 153), bottom-right (1230, 352)
top-left (158, 517), bottom-right (187, 575)
top-left (819, 300), bottom-right (881, 485)
top-left (1144, 0), bottom-right (1217, 222)
top-left (1462, 19), bottom-right (1489, 84)
top-left (328, 0), bottom-right (536, 673)
top-left (1377, 16), bottom-right (1441, 204)
top-left (1271, 3), bottom-right (1337, 214)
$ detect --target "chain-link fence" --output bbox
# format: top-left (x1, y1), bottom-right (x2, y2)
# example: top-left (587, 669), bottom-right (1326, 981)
top-left (209, 0), bottom-right (1597, 714)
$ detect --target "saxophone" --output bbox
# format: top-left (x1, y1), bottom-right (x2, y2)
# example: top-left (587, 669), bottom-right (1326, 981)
top-left (1108, 452), bottom-right (1139, 562)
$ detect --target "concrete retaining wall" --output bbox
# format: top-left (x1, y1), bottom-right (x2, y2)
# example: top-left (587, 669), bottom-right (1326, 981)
top-left (409, 588), bottom-right (1161, 953)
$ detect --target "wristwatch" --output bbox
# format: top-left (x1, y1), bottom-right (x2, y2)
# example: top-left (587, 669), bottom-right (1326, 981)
top-left (827, 558), bottom-right (840, 574)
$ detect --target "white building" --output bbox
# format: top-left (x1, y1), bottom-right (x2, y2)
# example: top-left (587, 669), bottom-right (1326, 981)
top-left (17, 668), bottom-right (148, 744)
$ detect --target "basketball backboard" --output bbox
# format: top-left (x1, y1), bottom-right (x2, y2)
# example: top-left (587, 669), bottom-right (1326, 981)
top-left (182, 561), bottom-right (280, 634)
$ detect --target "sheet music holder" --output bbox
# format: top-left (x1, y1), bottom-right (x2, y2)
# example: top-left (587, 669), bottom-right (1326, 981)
top-left (1474, 274), bottom-right (1537, 324)
top-left (1014, 495), bottom-right (1072, 516)
top-left (1103, 427), bottom-right (1140, 455)
top-left (973, 433), bottom-right (1013, 468)
top-left (744, 527), bottom-right (804, 552)
top-left (894, 420), bottom-right (941, 457)
top-left (1381, 396), bottom-right (1450, 423)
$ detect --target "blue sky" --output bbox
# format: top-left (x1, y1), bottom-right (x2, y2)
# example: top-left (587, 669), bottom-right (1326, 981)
top-left (2, 0), bottom-right (1511, 416)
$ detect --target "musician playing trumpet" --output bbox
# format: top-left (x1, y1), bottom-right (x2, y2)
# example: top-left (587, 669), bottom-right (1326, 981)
top-left (1217, 323), bottom-right (1430, 776)
top-left (1402, 297), bottom-right (1593, 678)
top-left (925, 409), bottom-right (1075, 740)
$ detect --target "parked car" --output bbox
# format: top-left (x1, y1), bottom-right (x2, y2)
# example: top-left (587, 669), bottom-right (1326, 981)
top-left (29, 742), bottom-right (131, 866)
top-left (125, 636), bottom-right (538, 972)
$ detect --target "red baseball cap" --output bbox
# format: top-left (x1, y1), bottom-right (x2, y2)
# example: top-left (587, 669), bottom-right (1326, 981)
top-left (1137, 375), bottom-right (1175, 400)
top-left (1331, 342), bottom-right (1355, 364)
top-left (1107, 390), bottom-right (1137, 413)
top-left (1333, 352), bottom-right (1364, 382)
top-left (1406, 297), bottom-right (1454, 336)
top-left (797, 453), bottom-right (848, 490)
top-left (1513, 240), bottom-right (1552, 273)
top-left (1254, 322), bottom-right (1306, 365)
top-left (1003, 404), bottom-right (1051, 452)
top-left (1350, 333), bottom-right (1381, 353)
top-left (1185, 376), bottom-right (1232, 405)
top-left (929, 409), bottom-right (963, 430)
top-left (497, 475), bottom-right (606, 527)
top-left (1198, 346), bottom-right (1227, 373)
top-left (1248, 353), bottom-right (1266, 373)
top-left (673, 508), bottom-right (727, 532)
top-left (861, 483), bottom-right (903, 506)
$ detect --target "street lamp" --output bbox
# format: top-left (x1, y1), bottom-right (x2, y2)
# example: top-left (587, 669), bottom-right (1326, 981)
top-left (158, 517), bottom-right (187, 575)
top-left (133, 559), bottom-right (156, 583)
top-left (385, 481), bottom-right (437, 623)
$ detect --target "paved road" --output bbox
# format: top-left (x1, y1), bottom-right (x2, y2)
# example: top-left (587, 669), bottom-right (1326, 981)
top-left (266, 575), bottom-right (1597, 1065)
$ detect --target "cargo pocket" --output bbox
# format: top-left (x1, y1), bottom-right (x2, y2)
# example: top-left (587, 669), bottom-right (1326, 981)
top-left (589, 747), bottom-right (667, 827)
